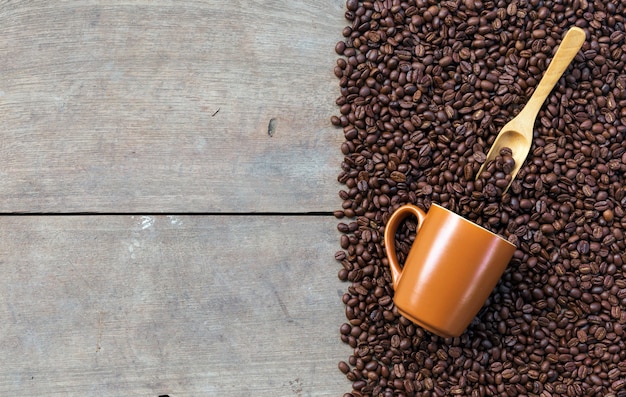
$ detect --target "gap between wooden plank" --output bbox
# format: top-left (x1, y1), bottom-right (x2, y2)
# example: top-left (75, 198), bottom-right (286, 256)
top-left (0, 212), bottom-right (335, 216)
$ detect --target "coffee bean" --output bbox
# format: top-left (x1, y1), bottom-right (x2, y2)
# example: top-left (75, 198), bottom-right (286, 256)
top-left (612, 379), bottom-right (626, 391)
top-left (333, 0), bottom-right (626, 395)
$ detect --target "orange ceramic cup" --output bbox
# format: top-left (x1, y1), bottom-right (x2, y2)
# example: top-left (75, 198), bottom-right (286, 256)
top-left (384, 203), bottom-right (516, 338)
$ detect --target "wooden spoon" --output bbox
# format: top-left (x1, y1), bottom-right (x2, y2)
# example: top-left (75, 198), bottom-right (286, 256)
top-left (476, 27), bottom-right (586, 192)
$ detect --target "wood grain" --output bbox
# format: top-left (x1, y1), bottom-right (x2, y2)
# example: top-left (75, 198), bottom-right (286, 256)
top-left (0, 1), bottom-right (345, 213)
top-left (0, 215), bottom-right (350, 396)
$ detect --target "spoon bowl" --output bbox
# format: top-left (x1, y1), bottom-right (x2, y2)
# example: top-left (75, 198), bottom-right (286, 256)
top-left (477, 27), bottom-right (586, 192)
top-left (483, 129), bottom-right (531, 182)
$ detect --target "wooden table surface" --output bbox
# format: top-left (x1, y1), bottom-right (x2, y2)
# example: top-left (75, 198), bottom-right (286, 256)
top-left (0, 1), bottom-right (350, 395)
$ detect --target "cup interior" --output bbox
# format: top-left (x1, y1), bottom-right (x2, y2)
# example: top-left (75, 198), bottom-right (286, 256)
top-left (429, 203), bottom-right (516, 249)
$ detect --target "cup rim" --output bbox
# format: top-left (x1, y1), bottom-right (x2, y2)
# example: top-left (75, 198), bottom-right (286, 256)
top-left (430, 203), bottom-right (517, 249)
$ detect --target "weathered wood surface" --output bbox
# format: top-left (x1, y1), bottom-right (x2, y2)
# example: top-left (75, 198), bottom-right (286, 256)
top-left (0, 1), bottom-right (345, 213)
top-left (0, 215), bottom-right (350, 396)
top-left (0, 2), bottom-right (351, 395)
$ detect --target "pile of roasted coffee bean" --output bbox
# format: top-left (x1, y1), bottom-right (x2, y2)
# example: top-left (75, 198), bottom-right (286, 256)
top-left (332, 1), bottom-right (626, 396)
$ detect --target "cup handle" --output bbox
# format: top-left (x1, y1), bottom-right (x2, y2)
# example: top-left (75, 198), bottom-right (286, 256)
top-left (384, 204), bottom-right (427, 290)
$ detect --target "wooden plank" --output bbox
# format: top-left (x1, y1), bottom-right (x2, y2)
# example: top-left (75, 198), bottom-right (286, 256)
top-left (0, 1), bottom-right (344, 213)
top-left (0, 215), bottom-right (350, 396)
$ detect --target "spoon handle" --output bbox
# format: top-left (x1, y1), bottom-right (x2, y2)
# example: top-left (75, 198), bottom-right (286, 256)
top-left (520, 27), bottom-right (586, 121)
